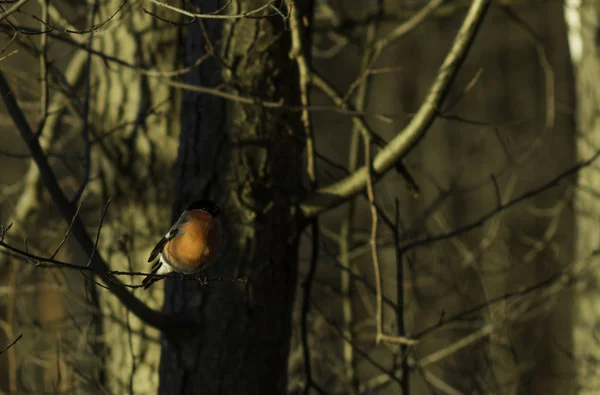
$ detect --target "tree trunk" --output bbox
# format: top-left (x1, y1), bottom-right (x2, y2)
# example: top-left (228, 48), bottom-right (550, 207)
top-left (86, 1), bottom-right (180, 393)
top-left (566, 2), bottom-right (600, 393)
top-left (159, 1), bottom-right (304, 393)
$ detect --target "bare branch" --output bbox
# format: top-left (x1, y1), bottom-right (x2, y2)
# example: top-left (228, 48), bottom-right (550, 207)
top-left (71, 0), bottom-right (97, 205)
top-left (374, 0), bottom-right (445, 54)
top-left (51, 199), bottom-right (84, 259)
top-left (144, 0), bottom-right (276, 20)
top-left (289, 3), bottom-right (327, 393)
top-left (299, 0), bottom-right (492, 218)
top-left (419, 324), bottom-right (494, 368)
top-left (365, 138), bottom-right (384, 344)
top-left (37, 0), bottom-right (49, 131)
top-left (0, 0), bottom-right (29, 23)
top-left (312, 300), bottom-right (403, 388)
top-left (0, 333), bottom-right (22, 356)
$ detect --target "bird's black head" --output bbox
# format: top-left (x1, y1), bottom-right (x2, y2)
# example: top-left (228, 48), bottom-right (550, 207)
top-left (187, 199), bottom-right (221, 217)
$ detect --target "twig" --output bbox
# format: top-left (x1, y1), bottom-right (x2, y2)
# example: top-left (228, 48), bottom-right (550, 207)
top-left (145, 0), bottom-right (275, 20)
top-left (365, 136), bottom-right (385, 344)
top-left (37, 0), bottom-right (49, 133)
top-left (343, 66), bottom-right (402, 103)
top-left (6, 258), bottom-right (16, 392)
top-left (440, 67), bottom-right (484, 113)
top-left (338, 204), bottom-right (357, 385)
top-left (0, 239), bottom-right (248, 290)
top-left (420, 369), bottom-right (464, 395)
top-left (0, 333), bottom-right (22, 356)
top-left (300, 222), bottom-right (324, 395)
top-left (418, 325), bottom-right (494, 368)
top-left (289, 2), bottom-right (324, 393)
top-left (374, 0), bottom-right (445, 55)
top-left (346, 0), bottom-right (445, 103)
top-left (86, 198), bottom-right (111, 267)
top-left (0, 24), bottom-right (398, 122)
top-left (338, 88), bottom-right (361, 393)
top-left (311, 300), bottom-right (403, 388)
top-left (337, 8), bottom-right (383, 383)
top-left (399, 150), bottom-right (600, 255)
top-left (394, 200), bottom-right (410, 394)
top-left (22, 0), bottom-right (127, 36)
top-left (311, 72), bottom-right (388, 147)
top-left (289, 0), bottom-right (315, 186)
top-left (125, 306), bottom-right (136, 395)
top-left (167, 78), bottom-right (395, 119)
top-left (0, 49), bottom-right (17, 62)
top-left (71, 0), bottom-right (98, 205)
top-left (415, 270), bottom-right (569, 339)
top-left (500, 5), bottom-right (554, 129)
top-left (0, 0), bottom-right (29, 23)
top-left (51, 198), bottom-right (85, 259)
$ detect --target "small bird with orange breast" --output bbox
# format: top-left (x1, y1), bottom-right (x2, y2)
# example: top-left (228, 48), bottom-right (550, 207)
top-left (142, 199), bottom-right (222, 289)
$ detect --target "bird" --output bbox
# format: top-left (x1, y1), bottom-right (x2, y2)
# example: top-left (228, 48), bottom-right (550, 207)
top-left (142, 199), bottom-right (222, 289)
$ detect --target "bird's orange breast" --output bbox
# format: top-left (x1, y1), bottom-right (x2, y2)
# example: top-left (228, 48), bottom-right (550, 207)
top-left (164, 210), bottom-right (221, 273)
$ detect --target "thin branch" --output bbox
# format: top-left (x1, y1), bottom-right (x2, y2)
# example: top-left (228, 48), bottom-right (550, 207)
top-left (165, 78), bottom-right (393, 120)
top-left (311, 300), bottom-right (403, 388)
top-left (420, 369), bottom-right (463, 395)
top-left (5, 260), bottom-right (16, 392)
top-left (365, 137), bottom-right (384, 343)
top-left (394, 200), bottom-right (410, 394)
top-left (19, 0), bottom-right (126, 36)
top-left (414, 270), bottom-right (569, 340)
top-left (336, 3), bottom-right (381, 384)
top-left (399, 150), bottom-right (600, 255)
top-left (86, 198), bottom-right (111, 267)
top-left (144, 0), bottom-right (276, 20)
top-left (374, 0), bottom-right (445, 54)
top-left (51, 199), bottom-right (85, 259)
top-left (3, 24), bottom-right (212, 77)
top-left (310, 72), bottom-right (420, 193)
top-left (125, 292), bottom-right (136, 395)
top-left (0, 48), bottom-right (17, 62)
top-left (300, 0), bottom-right (492, 218)
top-left (500, 5), bottom-right (554, 129)
top-left (0, 238), bottom-right (246, 285)
top-left (71, 0), bottom-right (98, 205)
top-left (418, 324), bottom-right (494, 368)
top-left (289, 0), bottom-right (315, 186)
top-left (37, 0), bottom-right (49, 132)
top-left (289, 2), bottom-right (324, 393)
top-left (0, 333), bottom-right (22, 356)
top-left (0, 0), bottom-right (29, 23)
top-left (300, 222), bottom-right (324, 395)
top-left (0, 24), bottom-right (398, 122)
top-left (311, 72), bottom-right (389, 147)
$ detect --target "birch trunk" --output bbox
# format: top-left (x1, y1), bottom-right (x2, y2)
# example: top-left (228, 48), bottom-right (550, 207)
top-left (566, 1), bottom-right (600, 392)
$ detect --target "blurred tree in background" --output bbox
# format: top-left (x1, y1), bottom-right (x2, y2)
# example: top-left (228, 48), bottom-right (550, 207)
top-left (0, 0), bottom-right (592, 394)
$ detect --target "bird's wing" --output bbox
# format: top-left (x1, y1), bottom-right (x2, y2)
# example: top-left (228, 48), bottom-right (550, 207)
top-left (147, 212), bottom-right (187, 262)
top-left (147, 236), bottom-right (169, 263)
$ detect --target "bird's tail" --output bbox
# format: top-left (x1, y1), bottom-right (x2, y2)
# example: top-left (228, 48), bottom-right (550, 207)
top-left (141, 261), bottom-right (163, 290)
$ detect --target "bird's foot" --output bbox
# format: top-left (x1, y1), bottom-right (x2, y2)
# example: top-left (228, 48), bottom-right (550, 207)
top-left (196, 275), bottom-right (214, 287)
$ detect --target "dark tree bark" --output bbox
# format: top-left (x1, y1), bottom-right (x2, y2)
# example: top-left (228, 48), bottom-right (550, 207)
top-left (159, 1), bottom-right (304, 393)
